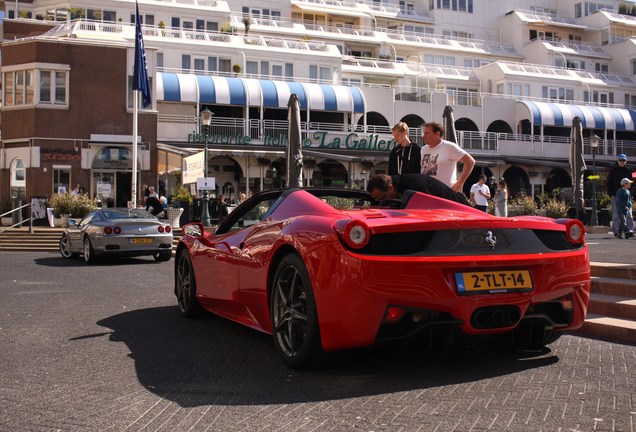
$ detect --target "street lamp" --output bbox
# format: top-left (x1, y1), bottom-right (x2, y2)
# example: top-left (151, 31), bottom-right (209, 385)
top-left (200, 108), bottom-right (214, 226)
top-left (590, 134), bottom-right (599, 226)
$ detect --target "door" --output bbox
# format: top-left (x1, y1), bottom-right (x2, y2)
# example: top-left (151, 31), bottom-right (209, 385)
top-left (93, 171), bottom-right (115, 208)
top-left (116, 172), bottom-right (132, 207)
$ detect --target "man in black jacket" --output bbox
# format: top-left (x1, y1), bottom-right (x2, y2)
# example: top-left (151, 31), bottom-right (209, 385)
top-left (388, 122), bottom-right (421, 175)
top-left (367, 173), bottom-right (471, 207)
top-left (606, 154), bottom-right (634, 237)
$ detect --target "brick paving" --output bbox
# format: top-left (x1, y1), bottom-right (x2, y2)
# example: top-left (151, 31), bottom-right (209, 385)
top-left (0, 251), bottom-right (634, 432)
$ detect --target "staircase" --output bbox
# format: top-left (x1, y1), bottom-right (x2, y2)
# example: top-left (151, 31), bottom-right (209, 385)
top-left (0, 227), bottom-right (183, 252)
top-left (0, 227), bottom-right (634, 345)
top-left (575, 263), bottom-right (636, 345)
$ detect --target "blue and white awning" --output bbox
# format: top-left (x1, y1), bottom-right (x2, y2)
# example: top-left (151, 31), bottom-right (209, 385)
top-left (156, 73), bottom-right (366, 113)
top-left (518, 100), bottom-right (636, 131)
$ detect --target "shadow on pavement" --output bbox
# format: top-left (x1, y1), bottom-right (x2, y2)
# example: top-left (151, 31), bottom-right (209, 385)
top-left (34, 256), bottom-right (166, 267)
top-left (96, 306), bottom-right (559, 407)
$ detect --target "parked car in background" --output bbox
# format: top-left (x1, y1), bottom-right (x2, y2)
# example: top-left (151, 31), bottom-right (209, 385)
top-left (59, 208), bottom-right (173, 264)
top-left (174, 188), bottom-right (591, 369)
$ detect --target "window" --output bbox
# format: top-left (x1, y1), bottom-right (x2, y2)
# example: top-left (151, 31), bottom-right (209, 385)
top-left (285, 63), bottom-right (294, 78)
top-left (182, 55), bottom-right (191, 72)
top-left (595, 63), bottom-right (609, 73)
top-left (219, 59), bottom-right (232, 73)
top-left (104, 10), bottom-right (117, 22)
top-left (507, 83), bottom-right (530, 97)
top-left (272, 64), bottom-right (283, 78)
top-left (194, 58), bottom-right (205, 72)
top-left (4, 67), bottom-right (68, 107)
top-left (207, 21), bottom-right (218, 31)
top-left (246, 61), bottom-right (258, 75)
top-left (171, 17), bottom-right (180, 28)
top-left (309, 65), bottom-right (331, 81)
top-left (632, 59), bottom-right (636, 75)
top-left (436, 0), bottom-right (472, 12)
top-left (53, 167), bottom-right (71, 195)
top-left (575, 3), bottom-right (582, 18)
top-left (625, 94), bottom-right (636, 108)
top-left (127, 76), bottom-right (153, 109)
top-left (208, 56), bottom-right (218, 72)
top-left (542, 86), bottom-right (574, 102)
top-left (261, 61), bottom-right (270, 76)
top-left (11, 159), bottom-right (26, 200)
top-left (157, 52), bottom-right (164, 69)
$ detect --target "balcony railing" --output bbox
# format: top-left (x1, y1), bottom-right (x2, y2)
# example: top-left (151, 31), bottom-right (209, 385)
top-left (159, 114), bottom-right (636, 162)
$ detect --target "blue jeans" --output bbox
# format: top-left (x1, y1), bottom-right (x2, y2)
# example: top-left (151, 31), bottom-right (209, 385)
top-left (611, 196), bottom-right (633, 234)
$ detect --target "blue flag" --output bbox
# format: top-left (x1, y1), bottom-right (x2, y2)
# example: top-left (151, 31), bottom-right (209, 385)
top-left (133, 1), bottom-right (151, 107)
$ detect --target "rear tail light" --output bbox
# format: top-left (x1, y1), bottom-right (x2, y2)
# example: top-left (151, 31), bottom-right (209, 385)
top-left (165, 225), bottom-right (172, 233)
top-left (560, 294), bottom-right (574, 310)
top-left (565, 219), bottom-right (585, 245)
top-left (383, 306), bottom-right (405, 323)
top-left (104, 226), bottom-right (113, 235)
top-left (158, 226), bottom-right (165, 233)
top-left (342, 220), bottom-right (370, 249)
top-left (113, 226), bottom-right (121, 234)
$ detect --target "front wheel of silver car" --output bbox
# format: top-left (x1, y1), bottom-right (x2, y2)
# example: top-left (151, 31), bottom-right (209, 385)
top-left (83, 237), bottom-right (96, 264)
top-left (59, 235), bottom-right (78, 259)
top-left (175, 250), bottom-right (203, 318)
top-left (271, 254), bottom-right (324, 369)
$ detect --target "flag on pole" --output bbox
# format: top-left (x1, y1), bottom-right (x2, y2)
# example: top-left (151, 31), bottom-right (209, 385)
top-left (133, 0), bottom-right (151, 108)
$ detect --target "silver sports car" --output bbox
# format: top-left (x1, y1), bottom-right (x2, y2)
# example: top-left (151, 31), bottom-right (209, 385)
top-left (59, 208), bottom-right (174, 263)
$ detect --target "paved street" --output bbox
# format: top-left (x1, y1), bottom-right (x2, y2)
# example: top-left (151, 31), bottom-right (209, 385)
top-left (0, 250), bottom-right (634, 432)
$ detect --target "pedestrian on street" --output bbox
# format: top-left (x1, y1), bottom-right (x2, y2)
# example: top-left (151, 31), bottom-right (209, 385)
top-left (493, 178), bottom-right (508, 217)
top-left (420, 121), bottom-right (475, 193)
top-left (470, 174), bottom-right (491, 212)
top-left (606, 154), bottom-right (634, 237)
top-left (388, 122), bottom-right (421, 175)
top-left (615, 178), bottom-right (633, 239)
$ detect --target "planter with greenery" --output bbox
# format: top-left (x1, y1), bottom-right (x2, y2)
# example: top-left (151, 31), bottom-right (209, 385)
top-left (48, 193), bottom-right (99, 222)
top-left (171, 187), bottom-right (194, 225)
top-left (233, 64), bottom-right (242, 74)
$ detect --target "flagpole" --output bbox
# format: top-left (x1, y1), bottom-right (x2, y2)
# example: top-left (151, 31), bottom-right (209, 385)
top-left (132, 91), bottom-right (139, 208)
top-left (132, 0), bottom-right (151, 208)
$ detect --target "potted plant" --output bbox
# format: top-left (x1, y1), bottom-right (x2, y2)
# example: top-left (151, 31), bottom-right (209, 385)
top-left (233, 64), bottom-right (242, 75)
top-left (242, 16), bottom-right (252, 35)
top-left (171, 186), bottom-right (193, 226)
top-left (48, 193), bottom-right (99, 227)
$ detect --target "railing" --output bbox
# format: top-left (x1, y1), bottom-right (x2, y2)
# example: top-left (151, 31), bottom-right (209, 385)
top-left (0, 202), bottom-right (32, 234)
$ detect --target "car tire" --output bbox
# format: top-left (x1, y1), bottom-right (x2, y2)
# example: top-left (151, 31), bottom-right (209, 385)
top-left (59, 235), bottom-right (78, 259)
top-left (175, 249), bottom-right (203, 318)
top-left (153, 251), bottom-right (172, 262)
top-left (83, 236), bottom-right (96, 264)
top-left (271, 254), bottom-right (324, 370)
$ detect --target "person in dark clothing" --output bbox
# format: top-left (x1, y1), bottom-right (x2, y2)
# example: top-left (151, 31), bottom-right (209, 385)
top-left (388, 122), bottom-right (421, 175)
top-left (145, 196), bottom-right (164, 217)
top-left (367, 173), bottom-right (471, 207)
top-left (606, 154), bottom-right (634, 237)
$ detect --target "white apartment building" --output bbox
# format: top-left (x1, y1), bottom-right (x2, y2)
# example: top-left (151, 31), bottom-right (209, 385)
top-left (2, 0), bottom-right (636, 208)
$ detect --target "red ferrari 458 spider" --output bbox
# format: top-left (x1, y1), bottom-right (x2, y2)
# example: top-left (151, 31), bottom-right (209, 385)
top-left (174, 188), bottom-right (590, 369)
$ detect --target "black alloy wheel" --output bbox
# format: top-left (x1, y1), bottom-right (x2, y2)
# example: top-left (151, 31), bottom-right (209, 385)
top-left (175, 250), bottom-right (203, 317)
top-left (271, 254), bottom-right (323, 369)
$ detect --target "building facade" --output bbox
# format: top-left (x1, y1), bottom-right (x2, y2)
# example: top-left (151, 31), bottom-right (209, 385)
top-left (2, 0), bottom-right (636, 211)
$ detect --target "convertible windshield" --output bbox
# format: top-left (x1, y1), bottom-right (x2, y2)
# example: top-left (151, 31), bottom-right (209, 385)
top-left (102, 209), bottom-right (156, 220)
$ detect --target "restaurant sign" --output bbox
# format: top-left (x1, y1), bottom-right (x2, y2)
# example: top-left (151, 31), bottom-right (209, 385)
top-left (188, 131), bottom-right (396, 152)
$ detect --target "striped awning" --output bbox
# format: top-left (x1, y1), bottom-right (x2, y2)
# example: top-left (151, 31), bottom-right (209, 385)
top-left (156, 73), bottom-right (366, 113)
top-left (518, 100), bottom-right (636, 131)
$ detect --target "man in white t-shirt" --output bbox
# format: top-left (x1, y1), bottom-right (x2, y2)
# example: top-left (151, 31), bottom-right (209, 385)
top-left (470, 174), bottom-right (491, 212)
top-left (420, 121), bottom-right (475, 193)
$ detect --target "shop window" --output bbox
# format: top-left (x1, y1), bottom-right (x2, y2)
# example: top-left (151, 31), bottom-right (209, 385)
top-left (53, 167), bottom-right (71, 194)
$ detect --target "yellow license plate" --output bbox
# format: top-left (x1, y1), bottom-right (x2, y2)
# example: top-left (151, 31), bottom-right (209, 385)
top-left (455, 270), bottom-right (533, 295)
top-left (129, 237), bottom-right (153, 244)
